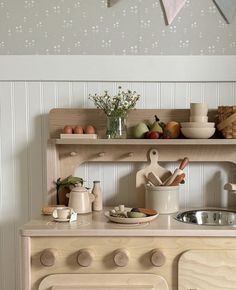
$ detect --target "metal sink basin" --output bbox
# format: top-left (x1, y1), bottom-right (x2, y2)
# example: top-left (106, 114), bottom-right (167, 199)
top-left (175, 209), bottom-right (236, 226)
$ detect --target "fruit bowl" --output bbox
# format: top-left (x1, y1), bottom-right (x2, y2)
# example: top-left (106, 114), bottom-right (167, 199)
top-left (181, 122), bottom-right (215, 128)
top-left (181, 127), bottom-right (216, 139)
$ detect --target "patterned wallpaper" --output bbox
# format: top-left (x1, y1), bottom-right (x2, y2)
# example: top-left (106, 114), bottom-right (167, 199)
top-left (0, 0), bottom-right (236, 55)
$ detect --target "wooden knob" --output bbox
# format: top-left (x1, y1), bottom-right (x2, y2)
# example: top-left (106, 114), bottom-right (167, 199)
top-left (98, 152), bottom-right (105, 157)
top-left (40, 248), bottom-right (58, 267)
top-left (70, 152), bottom-right (77, 156)
top-left (128, 152), bottom-right (134, 157)
top-left (150, 249), bottom-right (165, 267)
top-left (113, 248), bottom-right (129, 267)
top-left (77, 249), bottom-right (95, 267)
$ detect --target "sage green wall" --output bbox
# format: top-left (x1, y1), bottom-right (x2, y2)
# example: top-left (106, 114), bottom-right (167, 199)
top-left (0, 0), bottom-right (236, 54)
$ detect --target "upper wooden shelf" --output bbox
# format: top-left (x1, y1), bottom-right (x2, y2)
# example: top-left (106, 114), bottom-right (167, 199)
top-left (49, 108), bottom-right (217, 139)
top-left (48, 108), bottom-right (236, 166)
top-left (55, 138), bottom-right (236, 145)
top-left (47, 108), bottom-right (236, 204)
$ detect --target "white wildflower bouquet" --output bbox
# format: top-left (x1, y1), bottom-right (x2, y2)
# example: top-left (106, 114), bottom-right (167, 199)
top-left (89, 86), bottom-right (140, 117)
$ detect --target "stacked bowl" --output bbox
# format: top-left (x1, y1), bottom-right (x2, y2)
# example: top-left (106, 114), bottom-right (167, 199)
top-left (181, 103), bottom-right (215, 139)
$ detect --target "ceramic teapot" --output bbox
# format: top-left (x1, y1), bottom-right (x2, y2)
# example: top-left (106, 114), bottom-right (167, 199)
top-left (66, 183), bottom-right (95, 214)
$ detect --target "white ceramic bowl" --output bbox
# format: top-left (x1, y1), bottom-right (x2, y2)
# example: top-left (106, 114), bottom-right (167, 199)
top-left (181, 127), bottom-right (216, 139)
top-left (181, 122), bottom-right (215, 128)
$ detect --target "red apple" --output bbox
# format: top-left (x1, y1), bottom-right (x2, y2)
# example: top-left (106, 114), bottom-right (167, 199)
top-left (146, 131), bottom-right (160, 139)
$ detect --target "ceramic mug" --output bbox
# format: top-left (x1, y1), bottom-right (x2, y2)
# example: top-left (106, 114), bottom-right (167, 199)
top-left (52, 207), bottom-right (72, 219)
top-left (190, 103), bottom-right (208, 117)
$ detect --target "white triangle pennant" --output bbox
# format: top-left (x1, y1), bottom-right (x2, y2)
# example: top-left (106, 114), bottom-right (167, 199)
top-left (214, 0), bottom-right (236, 23)
top-left (161, 0), bottom-right (187, 25)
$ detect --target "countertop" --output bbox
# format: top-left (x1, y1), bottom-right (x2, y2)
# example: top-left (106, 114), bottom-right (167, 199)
top-left (20, 209), bottom-right (236, 237)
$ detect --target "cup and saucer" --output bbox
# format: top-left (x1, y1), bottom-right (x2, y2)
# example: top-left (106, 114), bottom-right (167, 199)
top-left (52, 207), bottom-right (77, 222)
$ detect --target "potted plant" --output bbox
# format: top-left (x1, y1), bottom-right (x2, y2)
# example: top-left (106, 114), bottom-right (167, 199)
top-left (55, 175), bottom-right (84, 205)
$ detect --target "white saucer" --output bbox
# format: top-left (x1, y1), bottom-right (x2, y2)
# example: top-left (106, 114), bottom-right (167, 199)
top-left (53, 218), bottom-right (70, 222)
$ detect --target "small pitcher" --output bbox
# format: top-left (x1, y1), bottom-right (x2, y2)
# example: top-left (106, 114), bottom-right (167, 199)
top-left (66, 184), bottom-right (95, 214)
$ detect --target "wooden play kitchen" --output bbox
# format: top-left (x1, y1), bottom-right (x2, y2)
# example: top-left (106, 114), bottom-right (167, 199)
top-left (21, 108), bottom-right (236, 290)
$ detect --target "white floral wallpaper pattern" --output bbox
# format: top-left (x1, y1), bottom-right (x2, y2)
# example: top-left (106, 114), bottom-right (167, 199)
top-left (0, 0), bottom-right (236, 54)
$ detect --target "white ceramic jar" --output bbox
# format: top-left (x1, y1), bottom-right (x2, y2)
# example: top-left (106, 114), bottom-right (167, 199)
top-left (145, 184), bottom-right (179, 214)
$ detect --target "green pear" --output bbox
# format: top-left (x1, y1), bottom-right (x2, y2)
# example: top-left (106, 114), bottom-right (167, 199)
top-left (133, 122), bottom-right (149, 138)
top-left (150, 115), bottom-right (163, 133)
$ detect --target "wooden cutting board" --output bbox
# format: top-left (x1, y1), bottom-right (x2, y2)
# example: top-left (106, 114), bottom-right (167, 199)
top-left (136, 149), bottom-right (171, 206)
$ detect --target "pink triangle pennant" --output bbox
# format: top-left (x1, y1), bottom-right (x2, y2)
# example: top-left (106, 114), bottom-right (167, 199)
top-left (162, 0), bottom-right (187, 25)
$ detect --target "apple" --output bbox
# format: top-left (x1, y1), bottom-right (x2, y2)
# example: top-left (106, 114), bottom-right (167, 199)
top-left (146, 131), bottom-right (160, 139)
top-left (133, 122), bottom-right (149, 138)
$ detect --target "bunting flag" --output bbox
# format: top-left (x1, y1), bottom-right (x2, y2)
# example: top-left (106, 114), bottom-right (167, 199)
top-left (161, 0), bottom-right (187, 25)
top-left (161, 0), bottom-right (236, 25)
top-left (214, 0), bottom-right (236, 24)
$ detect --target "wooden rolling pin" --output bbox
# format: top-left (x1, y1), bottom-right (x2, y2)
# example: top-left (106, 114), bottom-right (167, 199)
top-left (170, 173), bottom-right (185, 186)
top-left (164, 157), bottom-right (189, 186)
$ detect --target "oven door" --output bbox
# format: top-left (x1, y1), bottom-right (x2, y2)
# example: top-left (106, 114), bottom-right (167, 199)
top-left (38, 274), bottom-right (169, 290)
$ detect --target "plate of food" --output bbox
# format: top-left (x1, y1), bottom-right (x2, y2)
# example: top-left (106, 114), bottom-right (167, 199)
top-left (105, 206), bottom-right (159, 224)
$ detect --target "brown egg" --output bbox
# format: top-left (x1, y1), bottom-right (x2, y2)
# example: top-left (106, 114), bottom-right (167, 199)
top-left (85, 125), bottom-right (96, 134)
top-left (74, 126), bottom-right (84, 134)
top-left (63, 125), bottom-right (73, 134)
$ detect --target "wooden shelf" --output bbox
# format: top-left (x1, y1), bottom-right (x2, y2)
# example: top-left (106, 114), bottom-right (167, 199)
top-left (55, 138), bottom-right (236, 146)
top-left (46, 108), bottom-right (236, 205)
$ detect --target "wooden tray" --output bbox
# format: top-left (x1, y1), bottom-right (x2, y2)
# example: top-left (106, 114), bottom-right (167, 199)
top-left (60, 134), bottom-right (98, 139)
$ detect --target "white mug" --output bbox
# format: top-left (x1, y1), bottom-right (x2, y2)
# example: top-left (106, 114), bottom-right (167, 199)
top-left (52, 207), bottom-right (72, 219)
top-left (190, 103), bottom-right (208, 117)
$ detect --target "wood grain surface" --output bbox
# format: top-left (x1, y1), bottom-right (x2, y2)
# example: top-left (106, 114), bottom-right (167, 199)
top-left (179, 249), bottom-right (236, 290)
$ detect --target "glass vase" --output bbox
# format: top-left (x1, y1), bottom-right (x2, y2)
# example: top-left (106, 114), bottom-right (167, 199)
top-left (106, 115), bottom-right (127, 139)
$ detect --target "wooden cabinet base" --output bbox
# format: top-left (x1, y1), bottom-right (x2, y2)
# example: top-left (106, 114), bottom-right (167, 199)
top-left (23, 236), bottom-right (236, 290)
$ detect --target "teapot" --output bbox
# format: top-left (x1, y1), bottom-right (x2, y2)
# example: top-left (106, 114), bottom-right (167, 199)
top-left (66, 184), bottom-right (95, 214)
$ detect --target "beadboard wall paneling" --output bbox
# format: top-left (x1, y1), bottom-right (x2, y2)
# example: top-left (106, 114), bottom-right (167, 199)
top-left (1, 80), bottom-right (236, 290)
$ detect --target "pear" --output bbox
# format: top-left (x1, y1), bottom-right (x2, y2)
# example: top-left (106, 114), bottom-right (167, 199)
top-left (133, 122), bottom-right (149, 138)
top-left (150, 115), bottom-right (163, 134)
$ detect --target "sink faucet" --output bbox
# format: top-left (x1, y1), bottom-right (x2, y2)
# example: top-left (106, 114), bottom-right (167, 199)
top-left (224, 183), bottom-right (236, 193)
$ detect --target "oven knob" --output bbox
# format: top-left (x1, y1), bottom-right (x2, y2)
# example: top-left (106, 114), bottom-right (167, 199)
top-left (150, 249), bottom-right (165, 267)
top-left (40, 248), bottom-right (58, 267)
top-left (77, 249), bottom-right (95, 267)
top-left (113, 248), bottom-right (129, 267)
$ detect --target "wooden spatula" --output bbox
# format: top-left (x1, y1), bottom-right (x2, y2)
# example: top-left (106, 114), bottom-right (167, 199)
top-left (146, 172), bottom-right (163, 186)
